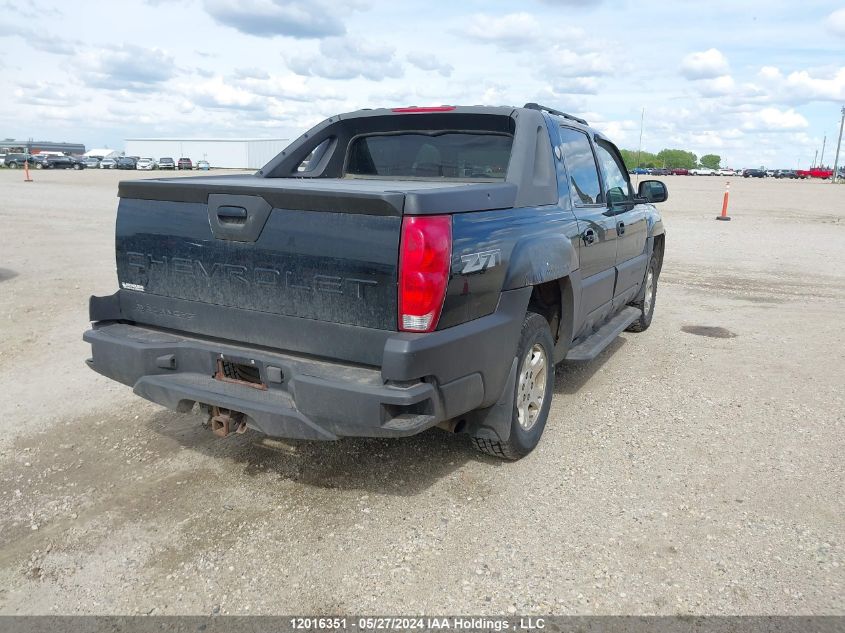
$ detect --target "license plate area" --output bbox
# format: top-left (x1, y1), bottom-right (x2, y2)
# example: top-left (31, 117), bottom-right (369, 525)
top-left (214, 356), bottom-right (267, 390)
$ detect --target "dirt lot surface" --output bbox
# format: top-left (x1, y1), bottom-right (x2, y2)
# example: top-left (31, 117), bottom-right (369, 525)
top-left (0, 169), bottom-right (842, 615)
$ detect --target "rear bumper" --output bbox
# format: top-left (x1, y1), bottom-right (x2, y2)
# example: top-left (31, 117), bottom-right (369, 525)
top-left (84, 288), bottom-right (529, 440)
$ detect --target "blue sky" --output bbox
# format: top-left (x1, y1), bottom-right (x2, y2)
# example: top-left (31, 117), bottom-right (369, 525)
top-left (2, 0), bottom-right (844, 168)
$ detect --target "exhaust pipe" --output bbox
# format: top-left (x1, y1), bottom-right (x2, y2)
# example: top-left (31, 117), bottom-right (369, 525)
top-left (209, 406), bottom-right (247, 437)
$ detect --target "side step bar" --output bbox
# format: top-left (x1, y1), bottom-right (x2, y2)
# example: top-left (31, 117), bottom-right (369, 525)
top-left (564, 307), bottom-right (640, 362)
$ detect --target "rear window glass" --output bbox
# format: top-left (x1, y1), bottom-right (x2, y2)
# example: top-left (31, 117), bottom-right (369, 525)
top-left (345, 132), bottom-right (512, 180)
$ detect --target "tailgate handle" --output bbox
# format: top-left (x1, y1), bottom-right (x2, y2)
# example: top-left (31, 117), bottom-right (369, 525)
top-left (216, 205), bottom-right (248, 223)
top-left (208, 194), bottom-right (272, 242)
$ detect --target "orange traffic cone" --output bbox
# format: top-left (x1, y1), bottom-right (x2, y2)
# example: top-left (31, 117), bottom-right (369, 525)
top-left (24, 158), bottom-right (33, 182)
top-left (715, 181), bottom-right (730, 221)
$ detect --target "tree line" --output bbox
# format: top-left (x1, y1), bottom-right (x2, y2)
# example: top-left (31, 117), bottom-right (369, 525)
top-left (619, 148), bottom-right (722, 170)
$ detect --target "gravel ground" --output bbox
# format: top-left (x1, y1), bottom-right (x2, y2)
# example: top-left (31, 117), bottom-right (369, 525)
top-left (0, 169), bottom-right (842, 615)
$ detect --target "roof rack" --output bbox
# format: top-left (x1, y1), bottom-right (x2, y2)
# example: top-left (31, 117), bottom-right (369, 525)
top-left (523, 103), bottom-right (589, 126)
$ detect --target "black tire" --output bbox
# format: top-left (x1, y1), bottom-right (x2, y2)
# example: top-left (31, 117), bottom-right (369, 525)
top-left (35, 162), bottom-right (43, 169)
top-left (627, 252), bottom-right (659, 332)
top-left (73, 163), bottom-right (81, 170)
top-left (472, 311), bottom-right (555, 460)
top-left (8, 162), bottom-right (18, 169)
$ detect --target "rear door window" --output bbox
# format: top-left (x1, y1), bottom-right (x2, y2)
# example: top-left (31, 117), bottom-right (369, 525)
top-left (558, 127), bottom-right (603, 206)
top-left (594, 141), bottom-right (633, 209)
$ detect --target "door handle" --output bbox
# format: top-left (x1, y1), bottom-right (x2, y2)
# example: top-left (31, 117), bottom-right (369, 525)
top-left (216, 205), bottom-right (248, 223)
top-left (617, 221), bottom-right (626, 235)
top-left (582, 228), bottom-right (597, 245)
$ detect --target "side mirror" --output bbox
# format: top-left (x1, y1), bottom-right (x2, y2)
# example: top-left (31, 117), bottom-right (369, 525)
top-left (638, 179), bottom-right (668, 203)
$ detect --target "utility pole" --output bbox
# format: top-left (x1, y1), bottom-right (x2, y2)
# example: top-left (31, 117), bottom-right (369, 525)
top-left (832, 105), bottom-right (844, 184)
top-left (812, 149), bottom-right (818, 168)
top-left (820, 135), bottom-right (826, 168)
top-left (635, 107), bottom-right (644, 185)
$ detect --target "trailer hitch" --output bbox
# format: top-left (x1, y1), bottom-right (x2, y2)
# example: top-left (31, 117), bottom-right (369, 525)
top-left (209, 406), bottom-right (247, 437)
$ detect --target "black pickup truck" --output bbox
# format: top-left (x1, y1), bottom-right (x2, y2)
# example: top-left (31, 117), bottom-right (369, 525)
top-left (85, 103), bottom-right (666, 460)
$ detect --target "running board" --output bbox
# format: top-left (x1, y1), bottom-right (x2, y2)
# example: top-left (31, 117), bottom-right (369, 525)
top-left (564, 307), bottom-right (640, 362)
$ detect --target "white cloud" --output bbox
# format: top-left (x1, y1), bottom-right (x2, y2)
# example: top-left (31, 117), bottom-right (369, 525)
top-left (552, 76), bottom-right (600, 95)
top-left (462, 13), bottom-right (543, 49)
top-left (13, 80), bottom-right (72, 106)
top-left (233, 72), bottom-right (342, 103)
top-left (545, 46), bottom-right (615, 78)
top-left (539, 0), bottom-right (603, 5)
top-left (189, 76), bottom-right (265, 111)
top-left (740, 107), bottom-right (809, 132)
top-left (680, 48), bottom-right (729, 79)
top-left (79, 45), bottom-right (176, 92)
top-left (204, 0), bottom-right (345, 39)
top-left (698, 74), bottom-right (736, 97)
top-left (827, 8), bottom-right (845, 37)
top-left (406, 52), bottom-right (453, 77)
top-left (756, 66), bottom-right (845, 104)
top-left (288, 36), bottom-right (402, 80)
top-left (0, 1), bottom-right (835, 170)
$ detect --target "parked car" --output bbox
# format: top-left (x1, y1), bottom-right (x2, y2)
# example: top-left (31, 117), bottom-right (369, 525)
top-left (670, 168), bottom-right (689, 176)
top-left (82, 157), bottom-right (102, 169)
top-left (116, 157), bottom-right (138, 170)
top-left (651, 168), bottom-right (670, 176)
top-left (136, 157), bottom-right (157, 171)
top-left (690, 167), bottom-right (716, 176)
top-left (32, 154), bottom-right (50, 169)
top-left (797, 168), bottom-right (833, 179)
top-left (177, 157), bottom-right (193, 170)
top-left (0, 154), bottom-right (5, 166)
top-left (43, 155), bottom-right (83, 170)
top-left (774, 169), bottom-right (798, 179)
top-left (157, 157), bottom-right (176, 170)
top-left (100, 158), bottom-right (118, 169)
top-left (3, 153), bottom-right (34, 168)
top-left (630, 167), bottom-right (648, 175)
top-left (84, 102), bottom-right (667, 461)
top-left (765, 169), bottom-right (776, 178)
top-left (196, 160), bottom-right (210, 171)
top-left (716, 168), bottom-right (736, 176)
top-left (743, 168), bottom-right (766, 178)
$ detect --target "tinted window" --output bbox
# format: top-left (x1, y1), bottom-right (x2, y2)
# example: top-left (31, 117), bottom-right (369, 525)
top-left (595, 141), bottom-right (632, 207)
top-left (345, 133), bottom-right (512, 180)
top-left (297, 137), bottom-right (332, 173)
top-left (558, 127), bottom-right (602, 205)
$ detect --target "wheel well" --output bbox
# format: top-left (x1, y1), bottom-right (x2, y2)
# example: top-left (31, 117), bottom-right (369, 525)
top-left (527, 277), bottom-right (573, 346)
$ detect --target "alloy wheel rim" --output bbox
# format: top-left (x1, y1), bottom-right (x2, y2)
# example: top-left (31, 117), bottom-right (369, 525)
top-left (643, 268), bottom-right (655, 314)
top-left (517, 343), bottom-right (547, 431)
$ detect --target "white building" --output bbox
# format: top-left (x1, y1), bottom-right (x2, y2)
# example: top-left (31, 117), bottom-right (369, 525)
top-left (85, 148), bottom-right (121, 159)
top-left (123, 138), bottom-right (289, 169)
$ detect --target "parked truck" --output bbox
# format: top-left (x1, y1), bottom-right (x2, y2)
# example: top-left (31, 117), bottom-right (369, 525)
top-left (797, 168), bottom-right (833, 179)
top-left (84, 103), bottom-right (667, 460)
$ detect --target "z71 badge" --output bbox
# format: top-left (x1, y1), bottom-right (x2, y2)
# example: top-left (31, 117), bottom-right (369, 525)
top-left (460, 250), bottom-right (501, 274)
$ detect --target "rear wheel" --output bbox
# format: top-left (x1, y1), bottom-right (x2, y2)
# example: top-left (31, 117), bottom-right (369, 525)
top-left (8, 162), bottom-right (17, 169)
top-left (472, 311), bottom-right (554, 460)
top-left (627, 252), bottom-right (659, 332)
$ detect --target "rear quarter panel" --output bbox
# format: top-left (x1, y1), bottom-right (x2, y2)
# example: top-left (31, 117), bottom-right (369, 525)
top-left (439, 205), bottom-right (580, 329)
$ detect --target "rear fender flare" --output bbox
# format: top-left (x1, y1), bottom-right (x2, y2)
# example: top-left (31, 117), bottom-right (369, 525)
top-left (502, 234), bottom-right (578, 290)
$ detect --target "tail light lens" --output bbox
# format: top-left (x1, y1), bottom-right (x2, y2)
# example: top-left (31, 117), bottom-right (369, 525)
top-left (398, 215), bottom-right (452, 332)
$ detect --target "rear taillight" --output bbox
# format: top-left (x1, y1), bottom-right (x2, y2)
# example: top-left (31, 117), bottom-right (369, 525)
top-left (398, 215), bottom-right (452, 332)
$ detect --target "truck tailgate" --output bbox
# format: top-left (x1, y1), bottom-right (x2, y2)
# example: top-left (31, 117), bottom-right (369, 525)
top-left (115, 181), bottom-right (401, 333)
